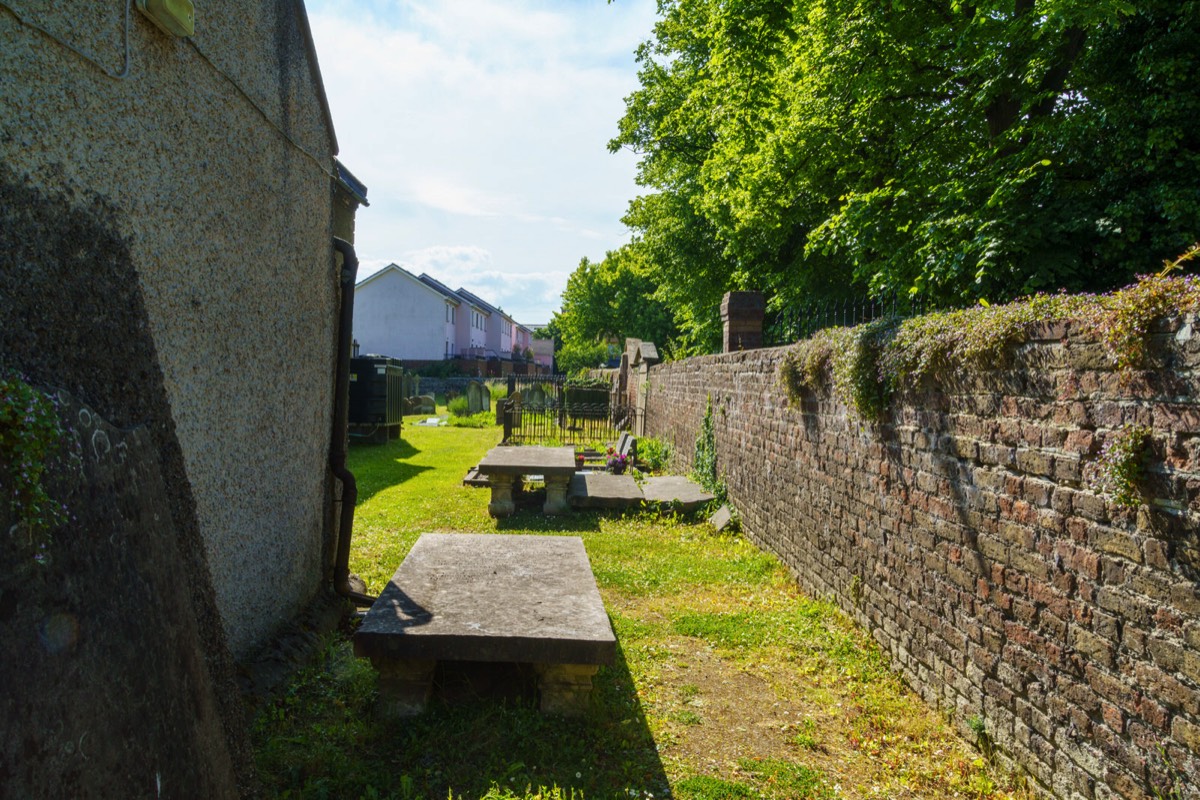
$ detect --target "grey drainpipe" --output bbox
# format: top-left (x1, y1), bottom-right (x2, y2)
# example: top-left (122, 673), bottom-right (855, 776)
top-left (330, 237), bottom-right (375, 608)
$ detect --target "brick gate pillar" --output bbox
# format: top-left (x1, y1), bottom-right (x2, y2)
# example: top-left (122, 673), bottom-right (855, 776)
top-left (721, 291), bottom-right (766, 352)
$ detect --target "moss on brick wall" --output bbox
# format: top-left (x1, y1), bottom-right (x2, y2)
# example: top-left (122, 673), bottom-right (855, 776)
top-left (642, 316), bottom-right (1200, 798)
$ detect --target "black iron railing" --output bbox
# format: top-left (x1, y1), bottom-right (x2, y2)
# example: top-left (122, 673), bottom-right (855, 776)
top-left (502, 396), bottom-right (637, 446)
top-left (764, 293), bottom-right (956, 346)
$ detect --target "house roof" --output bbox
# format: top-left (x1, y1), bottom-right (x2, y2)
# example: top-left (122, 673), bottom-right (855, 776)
top-left (416, 274), bottom-right (464, 306)
top-left (356, 264), bottom-right (455, 303)
top-left (334, 159), bottom-right (369, 206)
top-left (454, 287), bottom-right (508, 320)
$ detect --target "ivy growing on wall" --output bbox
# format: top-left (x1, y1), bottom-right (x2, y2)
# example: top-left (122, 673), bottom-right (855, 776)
top-left (0, 373), bottom-right (65, 538)
top-left (780, 256), bottom-right (1200, 424)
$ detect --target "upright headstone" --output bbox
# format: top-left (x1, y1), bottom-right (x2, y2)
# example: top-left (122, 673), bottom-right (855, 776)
top-left (526, 383), bottom-right (547, 409)
top-left (466, 381), bottom-right (485, 414)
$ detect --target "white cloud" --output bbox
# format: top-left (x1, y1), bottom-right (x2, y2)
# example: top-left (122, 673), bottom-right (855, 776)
top-left (407, 176), bottom-right (512, 218)
top-left (306, 0), bottom-right (659, 322)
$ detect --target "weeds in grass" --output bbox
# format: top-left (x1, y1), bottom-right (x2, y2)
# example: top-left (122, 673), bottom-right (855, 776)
top-left (675, 774), bottom-right (757, 799)
top-left (447, 411), bottom-right (496, 428)
top-left (636, 437), bottom-right (672, 474)
top-left (791, 718), bottom-right (819, 750)
top-left (736, 757), bottom-right (834, 799)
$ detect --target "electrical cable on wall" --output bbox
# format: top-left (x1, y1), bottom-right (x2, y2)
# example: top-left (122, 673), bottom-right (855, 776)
top-left (185, 38), bottom-right (335, 180)
top-left (0, 0), bottom-right (131, 80)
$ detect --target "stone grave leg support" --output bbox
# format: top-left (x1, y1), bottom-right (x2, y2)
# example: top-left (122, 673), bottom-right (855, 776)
top-left (543, 475), bottom-right (571, 515)
top-left (488, 474), bottom-right (516, 518)
top-left (373, 658), bottom-right (435, 718)
top-left (535, 663), bottom-right (599, 715)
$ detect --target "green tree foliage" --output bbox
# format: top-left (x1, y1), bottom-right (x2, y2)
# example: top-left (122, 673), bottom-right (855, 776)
top-left (611, 0), bottom-right (1200, 345)
top-left (553, 339), bottom-right (609, 376)
top-left (554, 245), bottom-right (680, 368)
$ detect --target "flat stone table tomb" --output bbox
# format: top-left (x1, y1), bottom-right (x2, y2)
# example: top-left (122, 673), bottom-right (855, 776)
top-left (354, 533), bottom-right (617, 716)
top-left (476, 445), bottom-right (577, 517)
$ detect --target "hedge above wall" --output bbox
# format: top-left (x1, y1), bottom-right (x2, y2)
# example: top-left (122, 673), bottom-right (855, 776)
top-left (641, 302), bottom-right (1199, 799)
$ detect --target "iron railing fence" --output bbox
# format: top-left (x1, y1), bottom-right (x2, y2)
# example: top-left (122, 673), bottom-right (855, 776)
top-left (502, 397), bottom-right (639, 446)
top-left (764, 293), bottom-right (960, 346)
top-left (507, 374), bottom-right (568, 397)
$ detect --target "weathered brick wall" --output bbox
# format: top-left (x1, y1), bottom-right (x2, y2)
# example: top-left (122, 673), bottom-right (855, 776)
top-left (641, 318), bottom-right (1200, 799)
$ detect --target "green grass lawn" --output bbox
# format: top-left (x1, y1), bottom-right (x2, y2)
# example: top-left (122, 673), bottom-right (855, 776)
top-left (252, 416), bottom-right (1031, 800)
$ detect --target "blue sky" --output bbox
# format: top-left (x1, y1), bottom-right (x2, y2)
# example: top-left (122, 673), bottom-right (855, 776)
top-left (306, 0), bottom-right (659, 326)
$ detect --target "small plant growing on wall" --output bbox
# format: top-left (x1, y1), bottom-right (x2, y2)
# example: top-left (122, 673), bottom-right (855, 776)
top-left (966, 715), bottom-right (995, 762)
top-left (1092, 425), bottom-right (1152, 509)
top-left (0, 373), bottom-right (66, 539)
top-left (692, 395), bottom-right (727, 504)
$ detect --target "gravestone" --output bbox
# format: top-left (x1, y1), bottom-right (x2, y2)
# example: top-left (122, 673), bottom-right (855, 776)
top-left (526, 383), bottom-right (547, 409)
top-left (403, 373), bottom-right (420, 400)
top-left (466, 381), bottom-right (485, 414)
top-left (417, 395), bottom-right (436, 414)
top-left (616, 433), bottom-right (637, 462)
top-left (481, 385), bottom-right (491, 413)
top-left (355, 534), bottom-right (616, 716)
top-left (642, 475), bottom-right (716, 513)
top-left (568, 473), bottom-right (644, 510)
top-left (709, 504), bottom-right (735, 532)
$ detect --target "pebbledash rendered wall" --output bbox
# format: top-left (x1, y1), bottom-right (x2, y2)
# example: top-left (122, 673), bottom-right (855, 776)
top-left (2, 1), bottom-right (339, 659)
top-left (635, 318), bottom-right (1200, 799)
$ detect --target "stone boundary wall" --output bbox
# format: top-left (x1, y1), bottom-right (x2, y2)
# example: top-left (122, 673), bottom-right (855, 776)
top-left (639, 319), bottom-right (1199, 799)
top-left (417, 376), bottom-right (496, 400)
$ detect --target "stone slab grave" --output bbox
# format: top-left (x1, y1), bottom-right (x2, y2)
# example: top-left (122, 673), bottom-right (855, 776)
top-left (354, 533), bottom-right (616, 716)
top-left (476, 445), bottom-right (576, 517)
top-left (642, 475), bottom-right (716, 513)
top-left (462, 467), bottom-right (489, 488)
top-left (568, 472), bottom-right (644, 509)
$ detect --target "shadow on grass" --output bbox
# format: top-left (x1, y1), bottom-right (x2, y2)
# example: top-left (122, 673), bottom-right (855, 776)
top-left (494, 502), bottom-right (603, 533)
top-left (394, 640), bottom-right (666, 799)
top-left (255, 637), bottom-right (667, 800)
top-left (351, 438), bottom-right (434, 505)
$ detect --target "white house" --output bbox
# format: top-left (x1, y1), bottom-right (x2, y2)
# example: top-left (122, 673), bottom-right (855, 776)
top-left (419, 274), bottom-right (488, 356)
top-left (354, 264), bottom-right (456, 360)
top-left (455, 288), bottom-right (513, 359)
